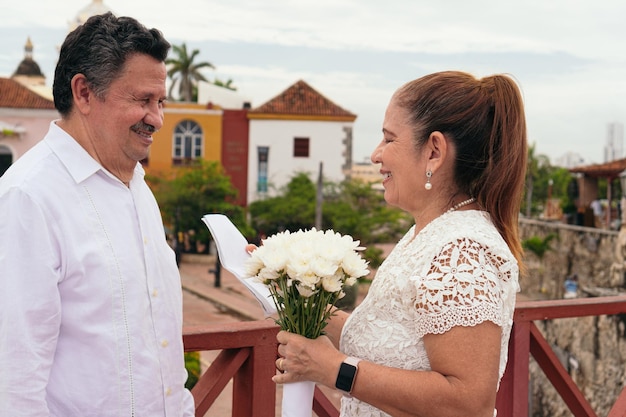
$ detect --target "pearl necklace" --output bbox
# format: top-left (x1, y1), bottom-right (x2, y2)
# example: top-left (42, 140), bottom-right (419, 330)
top-left (446, 197), bottom-right (476, 214)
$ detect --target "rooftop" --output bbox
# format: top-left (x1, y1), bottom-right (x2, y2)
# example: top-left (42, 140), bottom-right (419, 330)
top-left (249, 79), bottom-right (356, 121)
top-left (0, 77), bottom-right (55, 109)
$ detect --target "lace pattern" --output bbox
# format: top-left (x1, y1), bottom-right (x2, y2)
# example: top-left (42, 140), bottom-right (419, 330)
top-left (339, 210), bottom-right (520, 417)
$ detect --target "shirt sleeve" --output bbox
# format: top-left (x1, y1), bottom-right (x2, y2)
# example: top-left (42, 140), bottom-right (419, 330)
top-left (0, 188), bottom-right (62, 416)
top-left (412, 237), bottom-right (515, 338)
top-left (182, 387), bottom-right (195, 417)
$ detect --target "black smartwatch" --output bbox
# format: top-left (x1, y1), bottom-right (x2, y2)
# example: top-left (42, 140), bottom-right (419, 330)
top-left (335, 356), bottom-right (362, 395)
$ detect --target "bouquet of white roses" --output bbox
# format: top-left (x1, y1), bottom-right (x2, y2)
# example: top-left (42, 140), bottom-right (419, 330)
top-left (244, 228), bottom-right (369, 338)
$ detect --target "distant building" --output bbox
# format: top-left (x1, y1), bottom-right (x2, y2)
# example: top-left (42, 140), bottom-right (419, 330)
top-left (350, 160), bottom-right (383, 191)
top-left (11, 37), bottom-right (51, 100)
top-left (554, 151), bottom-right (587, 168)
top-left (147, 102), bottom-right (222, 173)
top-left (198, 81), bottom-right (251, 110)
top-left (68, 0), bottom-right (114, 32)
top-left (146, 88), bottom-right (252, 206)
top-left (247, 80), bottom-right (357, 204)
top-left (0, 78), bottom-right (57, 175)
top-left (604, 122), bottom-right (624, 162)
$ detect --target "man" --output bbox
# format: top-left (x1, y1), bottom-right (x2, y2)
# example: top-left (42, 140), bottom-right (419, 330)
top-left (0, 13), bottom-right (195, 416)
top-left (591, 199), bottom-right (603, 228)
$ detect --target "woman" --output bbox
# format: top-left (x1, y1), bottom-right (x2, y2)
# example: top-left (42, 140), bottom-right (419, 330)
top-left (273, 71), bottom-right (527, 417)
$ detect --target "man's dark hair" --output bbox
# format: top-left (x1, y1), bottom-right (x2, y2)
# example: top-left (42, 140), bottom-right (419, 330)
top-left (53, 12), bottom-right (171, 116)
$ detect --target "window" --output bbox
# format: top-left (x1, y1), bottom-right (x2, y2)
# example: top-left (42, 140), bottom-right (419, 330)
top-left (293, 137), bottom-right (309, 157)
top-left (172, 120), bottom-right (203, 165)
top-left (257, 146), bottom-right (269, 193)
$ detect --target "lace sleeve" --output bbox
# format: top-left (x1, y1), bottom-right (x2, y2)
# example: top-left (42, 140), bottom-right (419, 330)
top-left (412, 237), bottom-right (515, 337)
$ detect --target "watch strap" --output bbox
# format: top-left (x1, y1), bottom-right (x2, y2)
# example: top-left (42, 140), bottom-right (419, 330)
top-left (335, 356), bottom-right (362, 394)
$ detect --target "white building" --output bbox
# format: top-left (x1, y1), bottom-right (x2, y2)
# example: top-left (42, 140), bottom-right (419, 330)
top-left (197, 81), bottom-right (251, 109)
top-left (69, 0), bottom-right (114, 32)
top-left (554, 151), bottom-right (587, 168)
top-left (350, 160), bottom-right (383, 191)
top-left (247, 80), bottom-right (356, 203)
top-left (604, 121), bottom-right (624, 162)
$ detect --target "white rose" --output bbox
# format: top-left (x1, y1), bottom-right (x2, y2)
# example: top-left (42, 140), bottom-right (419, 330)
top-left (311, 256), bottom-right (340, 278)
top-left (321, 274), bottom-right (343, 293)
top-left (297, 271), bottom-right (321, 288)
top-left (258, 267), bottom-right (281, 283)
top-left (296, 283), bottom-right (316, 298)
top-left (341, 251), bottom-right (369, 278)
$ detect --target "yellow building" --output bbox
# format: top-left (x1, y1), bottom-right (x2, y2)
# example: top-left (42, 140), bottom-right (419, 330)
top-left (147, 102), bottom-right (222, 176)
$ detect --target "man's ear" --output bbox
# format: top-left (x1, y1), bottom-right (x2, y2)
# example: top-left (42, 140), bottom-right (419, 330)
top-left (70, 74), bottom-right (93, 115)
top-left (425, 131), bottom-right (448, 171)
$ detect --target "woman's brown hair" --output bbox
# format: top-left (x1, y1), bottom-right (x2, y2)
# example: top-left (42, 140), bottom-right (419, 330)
top-left (395, 71), bottom-right (528, 270)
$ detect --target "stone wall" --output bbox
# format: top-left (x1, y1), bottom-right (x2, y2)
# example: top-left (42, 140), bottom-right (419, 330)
top-left (519, 219), bottom-right (626, 416)
top-left (519, 218), bottom-right (623, 298)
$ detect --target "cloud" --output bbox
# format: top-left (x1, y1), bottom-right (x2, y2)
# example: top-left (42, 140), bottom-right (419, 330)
top-left (2, 0), bottom-right (626, 164)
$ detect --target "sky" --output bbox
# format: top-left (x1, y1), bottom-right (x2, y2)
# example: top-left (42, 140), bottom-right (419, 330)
top-left (1, 0), bottom-right (626, 166)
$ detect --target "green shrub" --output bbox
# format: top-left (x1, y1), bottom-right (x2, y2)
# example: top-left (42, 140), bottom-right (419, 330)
top-left (184, 351), bottom-right (201, 390)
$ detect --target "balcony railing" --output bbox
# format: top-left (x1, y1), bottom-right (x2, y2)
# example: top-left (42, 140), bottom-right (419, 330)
top-left (496, 295), bottom-right (626, 417)
top-left (183, 295), bottom-right (626, 417)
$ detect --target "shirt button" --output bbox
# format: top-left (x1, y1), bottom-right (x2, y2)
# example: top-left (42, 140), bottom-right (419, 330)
top-left (143, 237), bottom-right (148, 245)
top-left (152, 289), bottom-right (158, 297)
top-left (161, 339), bottom-right (169, 347)
top-left (165, 387), bottom-right (172, 396)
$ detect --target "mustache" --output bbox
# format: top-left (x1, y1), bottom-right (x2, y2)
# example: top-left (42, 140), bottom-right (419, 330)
top-left (131, 122), bottom-right (157, 134)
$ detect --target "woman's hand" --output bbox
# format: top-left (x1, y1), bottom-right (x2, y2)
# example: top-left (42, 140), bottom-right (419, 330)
top-left (273, 330), bottom-right (344, 388)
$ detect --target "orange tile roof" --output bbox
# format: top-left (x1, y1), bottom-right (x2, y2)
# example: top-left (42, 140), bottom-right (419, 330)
top-left (569, 158), bottom-right (626, 178)
top-left (0, 77), bottom-right (55, 109)
top-left (249, 79), bottom-right (356, 120)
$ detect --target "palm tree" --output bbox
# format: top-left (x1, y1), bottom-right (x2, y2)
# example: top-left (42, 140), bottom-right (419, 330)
top-left (166, 43), bottom-right (214, 102)
top-left (214, 77), bottom-right (237, 91)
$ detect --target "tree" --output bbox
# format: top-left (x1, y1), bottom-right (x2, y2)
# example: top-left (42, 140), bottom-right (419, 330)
top-left (166, 43), bottom-right (214, 102)
top-left (248, 172), bottom-right (411, 244)
top-left (148, 160), bottom-right (253, 253)
top-left (523, 143), bottom-right (551, 217)
top-left (321, 178), bottom-right (410, 244)
top-left (248, 173), bottom-right (317, 237)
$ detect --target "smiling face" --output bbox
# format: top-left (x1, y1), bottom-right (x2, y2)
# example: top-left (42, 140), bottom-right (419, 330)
top-left (83, 53), bottom-right (167, 179)
top-left (371, 98), bottom-right (428, 214)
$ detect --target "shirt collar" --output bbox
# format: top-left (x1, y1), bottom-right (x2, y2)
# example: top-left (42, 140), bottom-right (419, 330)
top-left (45, 121), bottom-right (144, 185)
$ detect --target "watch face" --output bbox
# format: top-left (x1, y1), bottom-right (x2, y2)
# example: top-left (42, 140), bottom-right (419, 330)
top-left (336, 362), bottom-right (357, 392)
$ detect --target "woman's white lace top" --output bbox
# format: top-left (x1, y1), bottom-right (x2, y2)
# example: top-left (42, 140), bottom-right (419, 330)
top-left (339, 210), bottom-right (520, 417)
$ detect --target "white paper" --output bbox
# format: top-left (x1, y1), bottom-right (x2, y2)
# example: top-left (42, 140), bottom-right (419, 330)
top-left (201, 213), bottom-right (277, 316)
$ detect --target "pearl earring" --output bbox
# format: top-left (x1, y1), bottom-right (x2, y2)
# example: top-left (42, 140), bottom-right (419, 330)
top-left (425, 170), bottom-right (432, 190)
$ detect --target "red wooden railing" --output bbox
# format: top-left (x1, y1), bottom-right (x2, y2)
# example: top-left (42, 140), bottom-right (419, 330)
top-left (183, 295), bottom-right (626, 417)
top-left (183, 320), bottom-right (339, 417)
top-left (183, 320), bottom-right (279, 417)
top-left (496, 295), bottom-right (626, 417)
